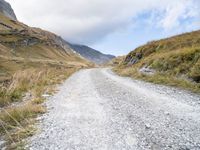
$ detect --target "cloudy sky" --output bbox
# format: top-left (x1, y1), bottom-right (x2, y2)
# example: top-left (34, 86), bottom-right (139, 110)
top-left (7, 0), bottom-right (200, 56)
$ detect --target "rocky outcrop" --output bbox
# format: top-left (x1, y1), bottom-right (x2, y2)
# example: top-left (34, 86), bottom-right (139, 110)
top-left (0, 37), bottom-right (41, 49)
top-left (0, 27), bottom-right (75, 54)
top-left (0, 22), bottom-right (12, 29)
top-left (69, 44), bottom-right (115, 64)
top-left (0, 0), bottom-right (17, 20)
top-left (125, 52), bottom-right (143, 66)
top-left (51, 36), bottom-right (77, 54)
top-left (139, 66), bottom-right (155, 75)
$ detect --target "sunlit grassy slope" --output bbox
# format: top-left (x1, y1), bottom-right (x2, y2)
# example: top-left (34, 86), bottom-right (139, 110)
top-left (106, 56), bottom-right (125, 67)
top-left (0, 11), bottom-right (92, 82)
top-left (0, 13), bottom-right (90, 73)
top-left (114, 30), bottom-right (200, 93)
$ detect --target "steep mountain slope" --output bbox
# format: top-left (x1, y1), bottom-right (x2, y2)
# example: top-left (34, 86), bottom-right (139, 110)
top-left (0, 0), bottom-right (113, 66)
top-left (115, 30), bottom-right (200, 93)
top-left (0, 12), bottom-right (91, 79)
top-left (0, 0), bottom-right (16, 20)
top-left (69, 44), bottom-right (115, 64)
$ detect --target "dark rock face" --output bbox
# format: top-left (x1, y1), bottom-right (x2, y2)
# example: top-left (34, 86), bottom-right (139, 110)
top-left (1, 37), bottom-right (41, 48)
top-left (192, 76), bottom-right (200, 83)
top-left (69, 44), bottom-right (115, 64)
top-left (125, 52), bottom-right (143, 66)
top-left (0, 0), bottom-right (17, 20)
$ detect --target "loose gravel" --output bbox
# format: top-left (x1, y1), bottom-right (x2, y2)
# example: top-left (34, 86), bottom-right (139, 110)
top-left (28, 68), bottom-right (200, 150)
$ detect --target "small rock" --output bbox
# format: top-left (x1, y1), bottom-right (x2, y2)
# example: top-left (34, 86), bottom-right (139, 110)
top-left (179, 128), bottom-right (183, 131)
top-left (164, 111), bottom-right (170, 115)
top-left (168, 145), bottom-right (173, 148)
top-left (128, 127), bottom-right (132, 131)
top-left (145, 123), bottom-right (151, 129)
top-left (123, 92), bottom-right (127, 95)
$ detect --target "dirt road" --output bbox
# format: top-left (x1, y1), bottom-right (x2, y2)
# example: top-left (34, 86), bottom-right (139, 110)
top-left (29, 68), bottom-right (200, 150)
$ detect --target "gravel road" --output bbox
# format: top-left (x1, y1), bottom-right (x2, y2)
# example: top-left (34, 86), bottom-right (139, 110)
top-left (29, 68), bottom-right (200, 150)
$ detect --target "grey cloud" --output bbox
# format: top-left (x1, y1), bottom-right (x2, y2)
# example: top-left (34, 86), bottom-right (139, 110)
top-left (7, 0), bottom-right (200, 44)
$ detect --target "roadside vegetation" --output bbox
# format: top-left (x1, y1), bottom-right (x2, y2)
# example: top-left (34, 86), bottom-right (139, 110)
top-left (0, 66), bottom-right (80, 149)
top-left (114, 30), bottom-right (200, 93)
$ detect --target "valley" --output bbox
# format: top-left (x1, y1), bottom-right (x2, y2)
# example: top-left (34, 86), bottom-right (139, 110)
top-left (0, 0), bottom-right (200, 149)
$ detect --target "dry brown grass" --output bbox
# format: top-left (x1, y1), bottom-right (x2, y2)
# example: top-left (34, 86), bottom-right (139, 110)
top-left (0, 102), bottom-right (45, 132)
top-left (106, 56), bottom-right (125, 67)
top-left (0, 66), bottom-right (79, 149)
top-left (0, 67), bottom-right (78, 107)
top-left (0, 101), bottom-right (45, 149)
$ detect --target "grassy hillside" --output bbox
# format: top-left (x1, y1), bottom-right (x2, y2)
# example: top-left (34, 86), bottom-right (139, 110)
top-left (0, 12), bottom-right (92, 80)
top-left (114, 30), bottom-right (200, 93)
top-left (106, 56), bottom-right (125, 67)
top-left (0, 12), bottom-right (92, 149)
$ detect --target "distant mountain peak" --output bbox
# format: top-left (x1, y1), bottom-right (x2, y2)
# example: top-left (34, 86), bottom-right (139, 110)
top-left (0, 0), bottom-right (17, 20)
top-left (69, 43), bottom-right (115, 64)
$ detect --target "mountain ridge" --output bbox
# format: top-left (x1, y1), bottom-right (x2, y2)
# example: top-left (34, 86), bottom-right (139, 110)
top-left (69, 43), bottom-right (115, 64)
